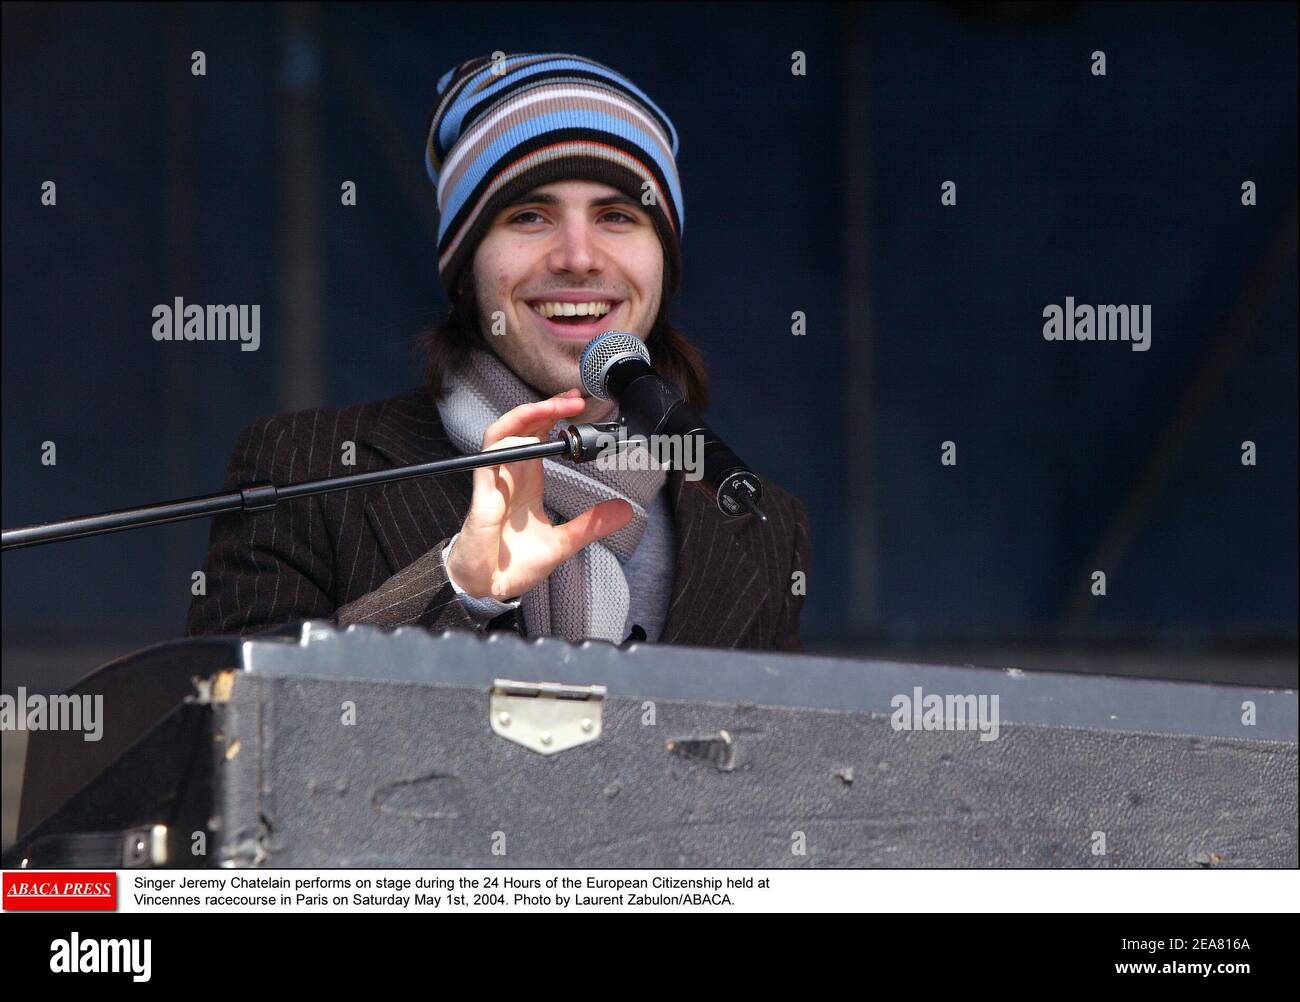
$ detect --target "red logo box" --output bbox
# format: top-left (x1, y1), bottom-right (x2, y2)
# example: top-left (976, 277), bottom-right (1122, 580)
top-left (3, 872), bottom-right (117, 911)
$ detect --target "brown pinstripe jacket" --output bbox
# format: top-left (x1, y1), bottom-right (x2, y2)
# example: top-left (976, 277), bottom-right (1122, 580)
top-left (185, 385), bottom-right (810, 651)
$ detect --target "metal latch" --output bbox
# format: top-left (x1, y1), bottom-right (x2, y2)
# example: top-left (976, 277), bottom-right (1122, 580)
top-left (490, 679), bottom-right (605, 755)
top-left (124, 824), bottom-right (170, 867)
top-left (17, 823), bottom-right (168, 869)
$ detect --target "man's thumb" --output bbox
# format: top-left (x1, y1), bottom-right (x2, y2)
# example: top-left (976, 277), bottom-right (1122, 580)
top-left (555, 499), bottom-right (634, 556)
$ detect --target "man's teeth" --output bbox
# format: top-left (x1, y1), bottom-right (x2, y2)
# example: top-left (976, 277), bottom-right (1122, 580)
top-left (531, 301), bottom-right (614, 319)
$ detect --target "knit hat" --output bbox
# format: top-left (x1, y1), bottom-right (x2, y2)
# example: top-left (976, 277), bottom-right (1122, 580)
top-left (425, 53), bottom-right (684, 304)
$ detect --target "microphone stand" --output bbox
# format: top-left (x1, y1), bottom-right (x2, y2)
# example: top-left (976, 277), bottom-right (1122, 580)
top-left (1, 422), bottom-right (622, 551)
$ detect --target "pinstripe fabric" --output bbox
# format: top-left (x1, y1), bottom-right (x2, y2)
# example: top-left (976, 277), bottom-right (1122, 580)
top-left (185, 386), bottom-right (810, 651)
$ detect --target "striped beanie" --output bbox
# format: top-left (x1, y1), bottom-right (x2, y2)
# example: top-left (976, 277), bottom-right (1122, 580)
top-left (425, 53), bottom-right (684, 304)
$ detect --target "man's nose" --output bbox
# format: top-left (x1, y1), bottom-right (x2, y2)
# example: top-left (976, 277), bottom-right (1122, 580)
top-left (547, 219), bottom-right (603, 276)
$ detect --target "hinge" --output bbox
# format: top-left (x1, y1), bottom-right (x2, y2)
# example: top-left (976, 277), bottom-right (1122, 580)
top-left (490, 679), bottom-right (605, 755)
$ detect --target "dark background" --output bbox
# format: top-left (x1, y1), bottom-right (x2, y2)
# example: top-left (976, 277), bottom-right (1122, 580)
top-left (3, 1), bottom-right (1296, 705)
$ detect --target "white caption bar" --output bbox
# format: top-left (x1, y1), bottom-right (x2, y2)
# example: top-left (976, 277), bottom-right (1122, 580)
top-left (110, 869), bottom-right (1300, 913)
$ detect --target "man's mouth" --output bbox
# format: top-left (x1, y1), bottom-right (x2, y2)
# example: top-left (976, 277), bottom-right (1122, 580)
top-left (526, 299), bottom-right (622, 337)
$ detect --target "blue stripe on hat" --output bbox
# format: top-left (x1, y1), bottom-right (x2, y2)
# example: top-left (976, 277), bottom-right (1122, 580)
top-left (437, 109), bottom-right (684, 233)
top-left (434, 55), bottom-right (679, 163)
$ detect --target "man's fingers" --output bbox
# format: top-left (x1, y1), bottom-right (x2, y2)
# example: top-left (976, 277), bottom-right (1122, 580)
top-left (551, 499), bottom-right (635, 558)
top-left (482, 434), bottom-right (540, 454)
top-left (470, 433), bottom-right (540, 499)
top-left (477, 435), bottom-right (541, 488)
top-left (482, 392), bottom-right (585, 449)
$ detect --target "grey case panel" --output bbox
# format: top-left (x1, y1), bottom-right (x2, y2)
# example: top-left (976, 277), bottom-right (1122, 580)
top-left (209, 623), bottom-right (1298, 867)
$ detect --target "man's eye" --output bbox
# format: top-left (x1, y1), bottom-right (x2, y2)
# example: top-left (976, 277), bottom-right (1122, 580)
top-left (508, 209), bottom-right (639, 225)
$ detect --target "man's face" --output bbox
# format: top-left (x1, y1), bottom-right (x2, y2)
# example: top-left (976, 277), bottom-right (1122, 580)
top-left (471, 179), bottom-right (664, 422)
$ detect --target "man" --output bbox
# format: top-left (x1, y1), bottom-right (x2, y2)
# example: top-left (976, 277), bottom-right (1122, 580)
top-left (186, 52), bottom-right (810, 650)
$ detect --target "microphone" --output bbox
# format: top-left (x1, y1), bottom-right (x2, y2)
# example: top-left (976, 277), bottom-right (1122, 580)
top-left (578, 331), bottom-right (766, 522)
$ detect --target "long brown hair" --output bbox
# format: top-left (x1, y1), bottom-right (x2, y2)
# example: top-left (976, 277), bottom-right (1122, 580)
top-left (418, 269), bottom-right (710, 411)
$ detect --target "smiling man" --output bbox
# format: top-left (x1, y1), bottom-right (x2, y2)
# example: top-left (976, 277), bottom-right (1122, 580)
top-left (186, 52), bottom-right (810, 650)
top-left (475, 179), bottom-right (659, 426)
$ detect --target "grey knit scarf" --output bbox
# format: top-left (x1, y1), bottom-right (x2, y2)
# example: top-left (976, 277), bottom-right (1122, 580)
top-left (436, 347), bottom-right (667, 643)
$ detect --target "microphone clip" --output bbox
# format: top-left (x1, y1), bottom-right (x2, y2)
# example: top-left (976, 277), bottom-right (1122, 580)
top-left (562, 420), bottom-right (637, 463)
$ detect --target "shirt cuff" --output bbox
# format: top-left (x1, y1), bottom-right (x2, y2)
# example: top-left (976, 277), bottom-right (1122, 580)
top-left (442, 533), bottom-right (523, 621)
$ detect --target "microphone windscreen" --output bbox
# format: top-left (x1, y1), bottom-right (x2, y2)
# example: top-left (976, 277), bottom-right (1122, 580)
top-left (579, 331), bottom-right (650, 399)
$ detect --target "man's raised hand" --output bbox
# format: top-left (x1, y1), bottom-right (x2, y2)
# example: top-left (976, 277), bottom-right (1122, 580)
top-left (445, 388), bottom-right (634, 601)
